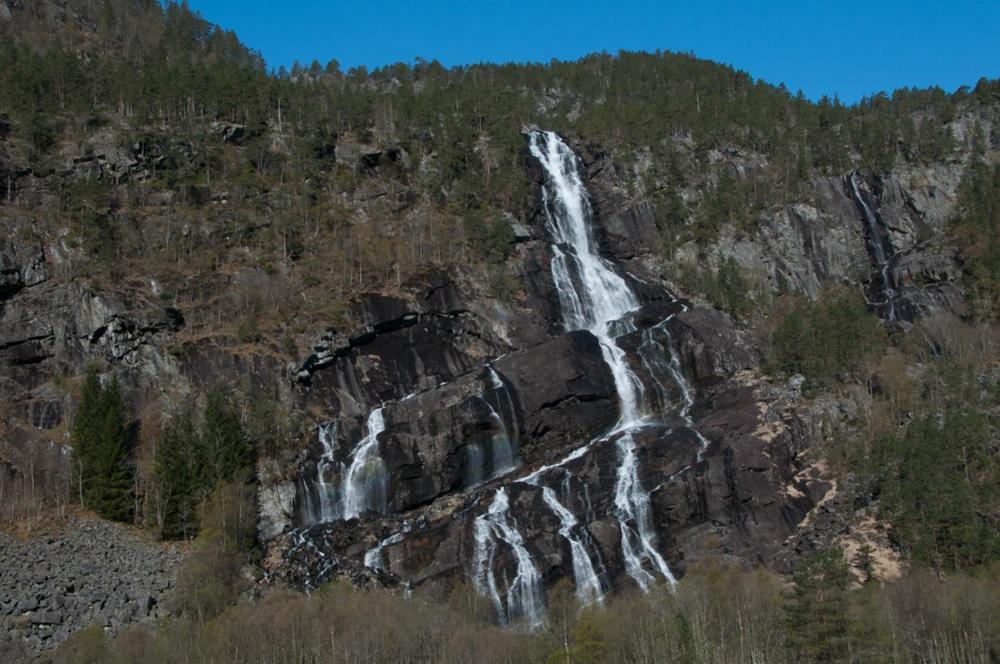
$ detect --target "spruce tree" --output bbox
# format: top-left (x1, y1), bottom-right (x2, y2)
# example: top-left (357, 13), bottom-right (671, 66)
top-left (853, 544), bottom-right (877, 585)
top-left (71, 370), bottom-right (133, 521)
top-left (201, 390), bottom-right (252, 487)
top-left (151, 411), bottom-right (198, 539)
top-left (90, 377), bottom-right (133, 521)
top-left (71, 368), bottom-right (103, 504)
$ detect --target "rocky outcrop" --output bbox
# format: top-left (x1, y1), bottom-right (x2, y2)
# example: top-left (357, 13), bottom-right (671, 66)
top-left (0, 518), bottom-right (183, 660)
top-left (257, 131), bottom-right (928, 615)
top-left (0, 241), bottom-right (46, 301)
top-left (286, 329), bottom-right (618, 533)
top-left (270, 361), bottom-right (829, 601)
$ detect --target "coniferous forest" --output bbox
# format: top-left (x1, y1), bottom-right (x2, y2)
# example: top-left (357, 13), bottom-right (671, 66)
top-left (0, 2), bottom-right (997, 663)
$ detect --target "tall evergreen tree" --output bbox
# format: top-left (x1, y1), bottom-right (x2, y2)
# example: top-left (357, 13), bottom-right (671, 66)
top-left (201, 390), bottom-right (252, 488)
top-left (784, 547), bottom-right (854, 662)
top-left (90, 377), bottom-right (133, 521)
top-left (71, 367), bottom-right (103, 504)
top-left (151, 410), bottom-right (198, 539)
top-left (71, 370), bottom-right (133, 521)
top-left (852, 544), bottom-right (877, 585)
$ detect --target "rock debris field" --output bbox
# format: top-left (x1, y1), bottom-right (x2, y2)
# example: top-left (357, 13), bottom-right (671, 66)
top-left (0, 517), bottom-right (183, 660)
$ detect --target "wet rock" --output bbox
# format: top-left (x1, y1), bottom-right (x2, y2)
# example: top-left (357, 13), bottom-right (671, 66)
top-left (672, 307), bottom-right (759, 385)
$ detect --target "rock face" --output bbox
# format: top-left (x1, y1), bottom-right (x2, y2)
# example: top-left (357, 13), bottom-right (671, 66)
top-left (675, 167), bottom-right (970, 323)
top-left (261, 132), bottom-right (838, 626)
top-left (0, 518), bottom-right (182, 660)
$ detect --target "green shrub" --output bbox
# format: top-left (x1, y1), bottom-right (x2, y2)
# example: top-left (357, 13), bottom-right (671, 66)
top-left (464, 210), bottom-right (516, 264)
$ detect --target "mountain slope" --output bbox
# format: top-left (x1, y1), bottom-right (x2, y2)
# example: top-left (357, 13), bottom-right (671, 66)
top-left (0, 1), bottom-right (997, 659)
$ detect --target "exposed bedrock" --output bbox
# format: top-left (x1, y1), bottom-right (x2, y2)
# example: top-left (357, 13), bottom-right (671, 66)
top-left (272, 362), bottom-right (826, 601)
top-left (265, 132), bottom-right (848, 620)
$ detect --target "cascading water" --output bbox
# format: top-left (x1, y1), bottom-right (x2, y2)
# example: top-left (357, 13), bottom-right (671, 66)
top-left (529, 131), bottom-right (645, 424)
top-left (364, 531), bottom-right (406, 571)
top-left (465, 441), bottom-right (487, 488)
top-left (849, 172), bottom-right (898, 321)
top-left (467, 368), bottom-right (520, 489)
top-left (299, 131), bottom-right (694, 620)
top-left (529, 130), bottom-right (676, 589)
top-left (471, 131), bottom-right (682, 618)
top-left (342, 407), bottom-right (388, 519)
top-left (614, 428), bottom-right (677, 589)
top-left (302, 422), bottom-right (341, 525)
top-left (638, 312), bottom-right (711, 456)
top-left (473, 488), bottom-right (545, 627)
top-left (448, 130), bottom-right (673, 613)
top-left (483, 403), bottom-right (516, 478)
top-left (529, 479), bottom-right (606, 604)
top-left (485, 366), bottom-right (520, 472)
top-left (299, 407), bottom-right (390, 524)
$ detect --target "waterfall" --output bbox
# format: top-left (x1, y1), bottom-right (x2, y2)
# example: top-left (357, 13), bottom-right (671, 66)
top-left (470, 131), bottom-right (677, 615)
top-left (473, 488), bottom-right (545, 627)
top-left (365, 531), bottom-right (406, 571)
top-left (527, 130), bottom-right (675, 592)
top-left (466, 442), bottom-right (487, 488)
top-left (529, 131), bottom-right (645, 426)
top-left (342, 407), bottom-right (388, 519)
top-left (483, 396), bottom-right (516, 479)
top-left (311, 422), bottom-right (337, 523)
top-left (614, 429), bottom-right (677, 589)
top-left (486, 365), bottom-right (520, 468)
top-left (638, 313), bottom-right (711, 456)
top-left (299, 408), bottom-right (389, 524)
top-left (467, 367), bottom-right (520, 490)
top-left (849, 172), bottom-right (898, 321)
top-left (528, 479), bottom-right (606, 605)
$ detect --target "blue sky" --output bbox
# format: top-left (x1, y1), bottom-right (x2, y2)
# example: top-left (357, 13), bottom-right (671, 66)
top-left (187, 0), bottom-right (999, 103)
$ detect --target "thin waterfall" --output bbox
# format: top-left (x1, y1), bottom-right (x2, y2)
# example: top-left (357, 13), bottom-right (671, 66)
top-left (467, 367), bottom-right (520, 489)
top-left (342, 407), bottom-right (388, 519)
top-left (638, 312), bottom-right (711, 456)
top-left (365, 531), bottom-right (406, 571)
top-left (483, 398), bottom-right (517, 479)
top-left (301, 421), bottom-right (341, 525)
top-left (466, 442), bottom-right (487, 488)
top-left (473, 488), bottom-right (545, 627)
top-left (486, 365), bottom-right (520, 466)
top-left (316, 422), bottom-right (341, 522)
top-left (299, 407), bottom-right (390, 524)
top-left (614, 429), bottom-right (677, 589)
top-left (849, 172), bottom-right (898, 321)
top-left (528, 479), bottom-right (606, 604)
